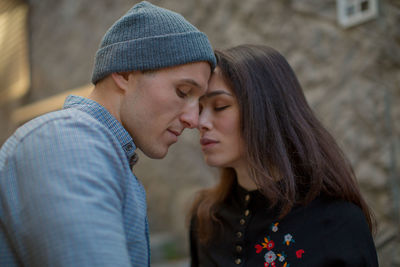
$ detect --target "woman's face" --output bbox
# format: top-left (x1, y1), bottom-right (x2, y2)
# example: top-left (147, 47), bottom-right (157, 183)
top-left (198, 68), bottom-right (246, 168)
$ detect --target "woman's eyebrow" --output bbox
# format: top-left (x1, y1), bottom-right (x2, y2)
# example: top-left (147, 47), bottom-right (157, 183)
top-left (200, 90), bottom-right (233, 101)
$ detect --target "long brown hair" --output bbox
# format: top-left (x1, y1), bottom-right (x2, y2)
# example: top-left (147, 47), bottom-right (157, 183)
top-left (190, 44), bottom-right (375, 243)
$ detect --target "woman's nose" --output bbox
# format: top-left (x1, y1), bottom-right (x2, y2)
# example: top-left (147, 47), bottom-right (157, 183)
top-left (198, 110), bottom-right (212, 131)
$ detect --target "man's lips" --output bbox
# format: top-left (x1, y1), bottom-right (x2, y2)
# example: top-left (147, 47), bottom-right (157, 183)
top-left (168, 129), bottom-right (181, 137)
top-left (200, 138), bottom-right (219, 146)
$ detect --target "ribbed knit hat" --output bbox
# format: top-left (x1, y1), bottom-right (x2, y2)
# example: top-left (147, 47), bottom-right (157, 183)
top-left (91, 1), bottom-right (216, 84)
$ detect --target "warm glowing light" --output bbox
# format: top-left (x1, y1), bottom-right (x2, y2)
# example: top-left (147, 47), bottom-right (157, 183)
top-left (0, 1), bottom-right (30, 104)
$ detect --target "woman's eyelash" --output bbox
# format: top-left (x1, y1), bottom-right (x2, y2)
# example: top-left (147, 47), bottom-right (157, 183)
top-left (214, 105), bottom-right (230, 111)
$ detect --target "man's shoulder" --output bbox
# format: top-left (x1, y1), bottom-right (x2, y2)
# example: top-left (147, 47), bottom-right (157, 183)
top-left (15, 108), bottom-right (107, 142)
top-left (1, 108), bottom-right (113, 161)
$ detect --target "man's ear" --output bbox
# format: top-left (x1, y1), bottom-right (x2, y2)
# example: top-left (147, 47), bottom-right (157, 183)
top-left (111, 72), bottom-right (131, 91)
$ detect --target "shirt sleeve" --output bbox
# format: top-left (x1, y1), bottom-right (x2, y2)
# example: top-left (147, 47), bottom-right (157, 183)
top-left (12, 118), bottom-right (132, 266)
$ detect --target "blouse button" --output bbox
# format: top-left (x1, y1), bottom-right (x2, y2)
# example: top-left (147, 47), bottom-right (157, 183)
top-left (236, 231), bottom-right (243, 238)
top-left (245, 194), bottom-right (250, 202)
top-left (244, 209), bottom-right (250, 216)
top-left (236, 245), bottom-right (243, 253)
top-left (240, 219), bottom-right (246, 225)
top-left (235, 258), bottom-right (242, 265)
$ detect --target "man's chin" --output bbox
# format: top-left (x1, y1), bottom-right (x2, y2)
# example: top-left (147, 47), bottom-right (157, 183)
top-left (141, 146), bottom-right (169, 159)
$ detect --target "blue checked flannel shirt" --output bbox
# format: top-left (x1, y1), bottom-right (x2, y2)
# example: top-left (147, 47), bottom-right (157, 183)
top-left (0, 95), bottom-right (150, 266)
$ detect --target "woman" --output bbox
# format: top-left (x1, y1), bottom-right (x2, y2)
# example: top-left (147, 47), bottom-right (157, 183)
top-left (189, 44), bottom-right (378, 267)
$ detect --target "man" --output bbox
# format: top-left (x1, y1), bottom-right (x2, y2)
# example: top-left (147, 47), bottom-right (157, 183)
top-left (0, 1), bottom-right (216, 266)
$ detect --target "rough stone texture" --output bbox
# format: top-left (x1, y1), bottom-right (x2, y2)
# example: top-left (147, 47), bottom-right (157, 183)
top-left (26, 0), bottom-right (135, 101)
top-left (0, 0), bottom-right (399, 265)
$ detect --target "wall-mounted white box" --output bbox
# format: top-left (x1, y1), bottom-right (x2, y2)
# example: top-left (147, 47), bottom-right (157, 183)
top-left (337, 0), bottom-right (378, 28)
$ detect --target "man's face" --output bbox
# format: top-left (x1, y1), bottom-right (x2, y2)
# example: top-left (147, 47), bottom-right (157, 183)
top-left (120, 62), bottom-right (211, 159)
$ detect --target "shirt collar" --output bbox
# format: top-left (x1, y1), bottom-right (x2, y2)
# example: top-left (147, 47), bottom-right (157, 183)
top-left (63, 95), bottom-right (138, 167)
top-left (235, 181), bottom-right (264, 204)
top-left (232, 178), bottom-right (279, 214)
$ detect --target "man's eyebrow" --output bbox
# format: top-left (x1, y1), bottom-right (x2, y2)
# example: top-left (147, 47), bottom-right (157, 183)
top-left (180, 79), bottom-right (202, 89)
top-left (199, 90), bottom-right (233, 101)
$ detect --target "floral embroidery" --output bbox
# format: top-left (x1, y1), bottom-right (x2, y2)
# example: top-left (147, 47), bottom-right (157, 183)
top-left (255, 244), bottom-right (263, 254)
top-left (255, 222), bottom-right (304, 266)
top-left (264, 261), bottom-right (277, 267)
top-left (261, 237), bottom-right (275, 251)
top-left (271, 222), bottom-right (279, 232)
top-left (277, 252), bottom-right (286, 262)
top-left (264, 262), bottom-right (277, 267)
top-left (265, 251), bottom-right (277, 263)
top-left (283, 234), bottom-right (294, 246)
top-left (267, 240), bottom-right (275, 250)
top-left (296, 249), bottom-right (305, 258)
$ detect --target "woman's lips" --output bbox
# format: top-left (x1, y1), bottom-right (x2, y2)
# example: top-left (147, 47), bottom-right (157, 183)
top-left (200, 138), bottom-right (219, 148)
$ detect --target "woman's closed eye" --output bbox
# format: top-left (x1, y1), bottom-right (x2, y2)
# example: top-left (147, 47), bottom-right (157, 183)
top-left (214, 105), bottom-right (230, 111)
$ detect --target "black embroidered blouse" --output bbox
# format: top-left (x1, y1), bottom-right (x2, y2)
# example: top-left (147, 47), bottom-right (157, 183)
top-left (190, 182), bottom-right (378, 267)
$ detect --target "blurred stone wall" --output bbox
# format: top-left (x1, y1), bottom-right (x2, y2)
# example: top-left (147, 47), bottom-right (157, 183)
top-left (0, 0), bottom-right (399, 265)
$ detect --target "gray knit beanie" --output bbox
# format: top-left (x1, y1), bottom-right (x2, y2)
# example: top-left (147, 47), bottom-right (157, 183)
top-left (91, 1), bottom-right (216, 84)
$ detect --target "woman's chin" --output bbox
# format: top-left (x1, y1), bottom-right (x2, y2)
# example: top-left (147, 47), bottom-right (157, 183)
top-left (204, 156), bottom-right (228, 168)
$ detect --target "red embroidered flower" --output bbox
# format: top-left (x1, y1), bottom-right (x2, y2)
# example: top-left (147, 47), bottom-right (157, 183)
top-left (264, 262), bottom-right (276, 267)
top-left (261, 237), bottom-right (274, 251)
top-left (296, 249), bottom-right (305, 258)
top-left (255, 244), bottom-right (263, 254)
top-left (266, 240), bottom-right (275, 250)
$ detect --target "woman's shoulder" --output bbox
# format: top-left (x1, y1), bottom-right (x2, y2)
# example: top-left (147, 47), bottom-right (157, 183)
top-left (277, 197), bottom-right (378, 266)
top-left (287, 196), bottom-right (374, 247)
top-left (303, 196), bottom-right (367, 225)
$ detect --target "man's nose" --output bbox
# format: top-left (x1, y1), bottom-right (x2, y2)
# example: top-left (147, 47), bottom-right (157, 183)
top-left (180, 104), bottom-right (199, 129)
